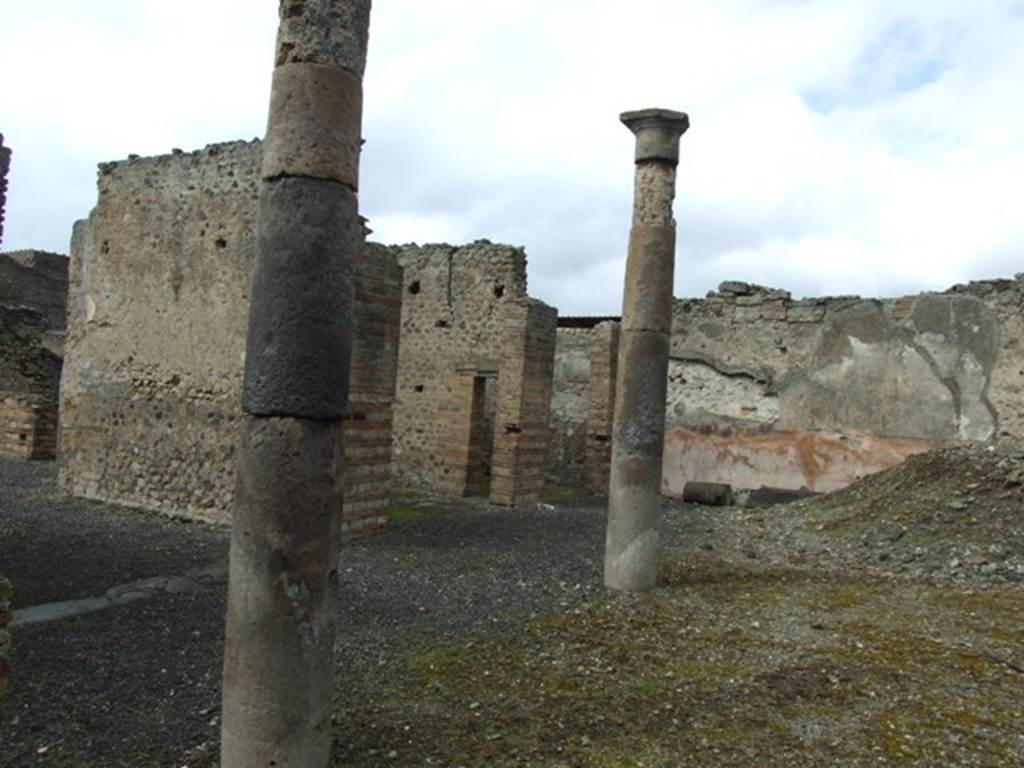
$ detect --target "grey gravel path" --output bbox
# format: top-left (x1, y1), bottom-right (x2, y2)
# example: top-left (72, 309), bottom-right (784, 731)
top-left (0, 459), bottom-right (621, 767)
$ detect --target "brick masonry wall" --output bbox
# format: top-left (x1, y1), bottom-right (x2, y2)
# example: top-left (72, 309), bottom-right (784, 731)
top-left (0, 250), bottom-right (68, 460)
top-left (436, 373), bottom-right (488, 497)
top-left (389, 241), bottom-right (529, 491)
top-left (59, 141), bottom-right (401, 532)
top-left (0, 397), bottom-right (58, 459)
top-left (0, 134), bottom-right (10, 248)
top-left (584, 321), bottom-right (619, 493)
top-left (490, 299), bottom-right (558, 505)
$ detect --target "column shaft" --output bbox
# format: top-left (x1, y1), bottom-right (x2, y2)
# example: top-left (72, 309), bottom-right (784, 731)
top-left (220, 2), bottom-right (371, 766)
top-left (604, 109), bottom-right (688, 592)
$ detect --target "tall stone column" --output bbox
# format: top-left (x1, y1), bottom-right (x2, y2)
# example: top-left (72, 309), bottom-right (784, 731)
top-left (0, 134), bottom-right (11, 249)
top-left (604, 108), bottom-right (688, 592)
top-left (220, 2), bottom-right (371, 767)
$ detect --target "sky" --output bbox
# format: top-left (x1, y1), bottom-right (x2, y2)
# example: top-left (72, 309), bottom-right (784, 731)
top-left (1, 0), bottom-right (1023, 316)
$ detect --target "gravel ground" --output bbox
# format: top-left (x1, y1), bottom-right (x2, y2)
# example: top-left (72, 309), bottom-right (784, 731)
top-left (2, 444), bottom-right (1022, 767)
top-left (0, 459), bottom-right (610, 767)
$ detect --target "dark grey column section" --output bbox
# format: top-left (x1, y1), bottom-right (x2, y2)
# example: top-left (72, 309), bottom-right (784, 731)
top-left (220, 2), bottom-right (372, 767)
top-left (604, 108), bottom-right (688, 593)
top-left (0, 135), bottom-right (11, 249)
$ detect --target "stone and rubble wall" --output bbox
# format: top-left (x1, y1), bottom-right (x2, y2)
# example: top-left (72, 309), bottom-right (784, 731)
top-left (548, 327), bottom-right (592, 485)
top-left (554, 278), bottom-right (1024, 497)
top-left (388, 241), bottom-right (531, 491)
top-left (583, 321), bottom-right (619, 493)
top-left (0, 250), bottom-right (68, 459)
top-left (59, 141), bottom-right (401, 532)
top-left (664, 280), bottom-right (1019, 495)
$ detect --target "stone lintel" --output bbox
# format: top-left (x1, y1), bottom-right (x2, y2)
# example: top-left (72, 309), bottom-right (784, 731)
top-left (621, 108), bottom-right (689, 164)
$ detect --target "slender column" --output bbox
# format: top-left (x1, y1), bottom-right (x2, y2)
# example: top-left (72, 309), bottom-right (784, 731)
top-left (0, 134), bottom-right (11, 249)
top-left (604, 108), bottom-right (688, 592)
top-left (220, 2), bottom-right (371, 767)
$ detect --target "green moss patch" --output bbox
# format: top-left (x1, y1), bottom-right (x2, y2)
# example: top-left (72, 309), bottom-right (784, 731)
top-left (333, 554), bottom-right (1023, 767)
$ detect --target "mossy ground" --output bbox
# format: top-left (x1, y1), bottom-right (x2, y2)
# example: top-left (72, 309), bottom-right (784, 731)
top-left (332, 552), bottom-right (1022, 767)
top-left (334, 444), bottom-right (1024, 766)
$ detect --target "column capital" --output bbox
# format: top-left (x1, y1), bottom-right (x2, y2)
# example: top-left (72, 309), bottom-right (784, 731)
top-left (621, 108), bottom-right (689, 164)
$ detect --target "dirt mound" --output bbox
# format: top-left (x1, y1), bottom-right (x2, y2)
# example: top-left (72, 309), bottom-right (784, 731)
top-left (784, 440), bottom-right (1024, 584)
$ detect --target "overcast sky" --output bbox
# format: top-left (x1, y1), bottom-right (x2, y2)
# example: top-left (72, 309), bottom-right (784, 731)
top-left (2, 1), bottom-right (1022, 315)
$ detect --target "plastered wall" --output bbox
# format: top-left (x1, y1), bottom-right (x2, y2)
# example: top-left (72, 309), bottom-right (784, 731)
top-left (561, 278), bottom-right (1024, 497)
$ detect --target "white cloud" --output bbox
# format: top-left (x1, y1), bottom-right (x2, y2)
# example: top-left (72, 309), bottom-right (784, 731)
top-left (2, 0), bottom-right (1023, 314)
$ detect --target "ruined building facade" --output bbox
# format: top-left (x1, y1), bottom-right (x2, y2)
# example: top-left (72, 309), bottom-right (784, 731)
top-left (59, 141), bottom-right (401, 533)
top-left (557, 279), bottom-right (1024, 500)
top-left (0, 251), bottom-right (67, 459)
top-left (58, 142), bottom-right (558, 527)
top-left (387, 242), bottom-right (557, 504)
top-left (33, 137), bottom-right (1024, 516)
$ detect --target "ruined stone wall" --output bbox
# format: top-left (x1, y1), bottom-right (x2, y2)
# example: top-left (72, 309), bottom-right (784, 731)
top-left (663, 280), bottom-right (1020, 495)
top-left (0, 134), bottom-right (10, 248)
top-left (490, 300), bottom-right (558, 505)
top-left (548, 327), bottom-right (592, 484)
top-left (584, 321), bottom-right (619, 493)
top-left (0, 250), bottom-right (68, 459)
top-left (389, 241), bottom-right (530, 490)
top-left (551, 278), bottom-right (1024, 497)
top-left (59, 141), bottom-right (402, 531)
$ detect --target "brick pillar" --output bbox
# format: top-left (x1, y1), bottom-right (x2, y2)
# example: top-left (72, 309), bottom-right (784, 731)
top-left (342, 241), bottom-right (403, 534)
top-left (491, 299), bottom-right (558, 505)
top-left (585, 320), bottom-right (620, 493)
top-left (0, 134), bottom-right (10, 249)
top-left (438, 373), bottom-right (486, 496)
top-left (0, 397), bottom-right (59, 459)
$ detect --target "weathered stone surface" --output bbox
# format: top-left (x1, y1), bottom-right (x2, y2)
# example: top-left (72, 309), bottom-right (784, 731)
top-left (59, 141), bottom-right (401, 531)
top-left (274, 0), bottom-right (372, 75)
top-left (777, 298), bottom-right (997, 441)
top-left (389, 241), bottom-right (531, 491)
top-left (620, 108), bottom-right (689, 164)
top-left (262, 63), bottom-right (363, 186)
top-left (631, 165), bottom-right (678, 227)
top-left (606, 107), bottom-right (685, 593)
top-left (490, 299), bottom-right (558, 506)
top-left (621, 226), bottom-right (676, 333)
top-left (0, 250), bottom-right (67, 459)
top-left (612, 330), bottom-right (670, 456)
top-left (550, 327), bottom-right (593, 486)
top-left (583, 321), bottom-right (619, 493)
top-left (662, 427), bottom-right (937, 497)
top-left (221, 416), bottom-right (342, 768)
top-left (605, 452), bottom-right (661, 591)
top-left (564, 278), bottom-right (1024, 498)
top-left (243, 176), bottom-right (357, 419)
